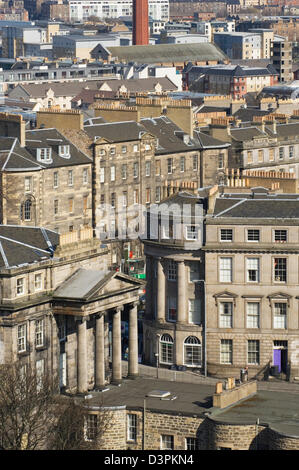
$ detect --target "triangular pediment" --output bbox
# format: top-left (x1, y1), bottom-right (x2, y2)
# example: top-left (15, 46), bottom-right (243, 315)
top-left (213, 291), bottom-right (238, 299)
top-left (53, 268), bottom-right (144, 302)
top-left (213, 291), bottom-right (238, 305)
top-left (267, 292), bottom-right (292, 300)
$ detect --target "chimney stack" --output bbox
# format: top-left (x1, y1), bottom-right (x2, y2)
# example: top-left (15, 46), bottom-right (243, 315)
top-left (133, 0), bottom-right (149, 45)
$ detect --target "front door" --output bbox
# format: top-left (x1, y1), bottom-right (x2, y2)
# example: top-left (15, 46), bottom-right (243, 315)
top-left (273, 349), bottom-right (281, 373)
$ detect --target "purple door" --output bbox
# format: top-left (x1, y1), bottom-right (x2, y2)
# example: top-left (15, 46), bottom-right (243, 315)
top-left (273, 349), bottom-right (281, 373)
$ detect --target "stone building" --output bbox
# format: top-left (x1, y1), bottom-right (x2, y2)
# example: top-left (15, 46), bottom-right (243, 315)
top-left (142, 190), bottom-right (206, 371)
top-left (78, 375), bottom-right (299, 450)
top-left (0, 225), bottom-right (144, 394)
top-left (142, 185), bottom-right (299, 381)
top-left (33, 107), bottom-right (229, 269)
top-left (0, 112), bottom-right (93, 234)
top-left (207, 115), bottom-right (299, 181)
top-left (205, 186), bottom-right (299, 381)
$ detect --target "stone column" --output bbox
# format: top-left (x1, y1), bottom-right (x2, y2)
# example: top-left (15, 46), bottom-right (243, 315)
top-left (128, 302), bottom-right (139, 379)
top-left (77, 317), bottom-right (88, 394)
top-left (112, 306), bottom-right (123, 385)
top-left (177, 261), bottom-right (186, 323)
top-left (156, 257), bottom-right (165, 323)
top-left (95, 313), bottom-right (105, 390)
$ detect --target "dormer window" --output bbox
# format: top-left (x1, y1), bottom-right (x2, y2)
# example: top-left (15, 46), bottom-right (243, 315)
top-left (59, 145), bottom-right (70, 158)
top-left (37, 148), bottom-right (52, 163)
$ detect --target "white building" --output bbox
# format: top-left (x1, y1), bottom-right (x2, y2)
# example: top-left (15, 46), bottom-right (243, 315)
top-left (69, 0), bottom-right (169, 22)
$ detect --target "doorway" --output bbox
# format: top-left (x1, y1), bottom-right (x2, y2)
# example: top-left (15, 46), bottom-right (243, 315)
top-left (273, 341), bottom-right (288, 374)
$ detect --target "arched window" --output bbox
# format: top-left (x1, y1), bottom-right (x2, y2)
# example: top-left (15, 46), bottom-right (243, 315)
top-left (160, 334), bottom-right (174, 365)
top-left (21, 199), bottom-right (32, 221)
top-left (184, 336), bottom-right (202, 367)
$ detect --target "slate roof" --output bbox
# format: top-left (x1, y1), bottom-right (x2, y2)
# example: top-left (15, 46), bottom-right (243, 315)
top-left (8, 81), bottom-right (104, 99)
top-left (84, 120), bottom-right (149, 143)
top-left (0, 137), bottom-right (43, 171)
top-left (25, 128), bottom-right (92, 167)
top-left (141, 117), bottom-right (230, 154)
top-left (233, 107), bottom-right (272, 122)
top-left (0, 225), bottom-right (59, 269)
top-left (83, 116), bottom-right (230, 152)
top-left (230, 126), bottom-right (266, 142)
top-left (213, 194), bottom-right (299, 219)
top-left (188, 64), bottom-right (278, 78)
top-left (98, 77), bottom-right (178, 93)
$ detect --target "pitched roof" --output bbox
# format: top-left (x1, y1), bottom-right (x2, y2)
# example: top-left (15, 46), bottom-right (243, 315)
top-left (25, 128), bottom-right (92, 167)
top-left (84, 120), bottom-right (150, 143)
top-left (213, 194), bottom-right (299, 219)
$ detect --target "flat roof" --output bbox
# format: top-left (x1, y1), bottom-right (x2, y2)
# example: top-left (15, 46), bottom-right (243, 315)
top-left (80, 376), bottom-right (299, 436)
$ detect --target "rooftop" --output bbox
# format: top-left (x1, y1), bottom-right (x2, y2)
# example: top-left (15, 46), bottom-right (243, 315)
top-left (82, 376), bottom-right (299, 436)
top-left (102, 43), bottom-right (227, 64)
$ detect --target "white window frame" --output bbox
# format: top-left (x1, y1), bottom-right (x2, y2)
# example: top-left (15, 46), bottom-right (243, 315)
top-left (121, 164), bottom-right (127, 180)
top-left (273, 302), bottom-right (287, 329)
top-left (185, 225), bottom-right (198, 240)
top-left (160, 334), bottom-right (174, 365)
top-left (185, 437), bottom-right (197, 450)
top-left (246, 257), bottom-right (260, 283)
top-left (219, 302), bottom-right (233, 328)
top-left (167, 260), bottom-right (177, 281)
top-left (34, 273), bottom-right (43, 291)
top-left (219, 257), bottom-right (232, 283)
top-left (35, 318), bottom-right (44, 348)
top-left (53, 171), bottom-right (59, 188)
top-left (246, 302), bottom-right (260, 329)
top-left (145, 160), bottom-right (151, 177)
top-left (220, 339), bottom-right (232, 364)
top-left (133, 162), bottom-right (139, 179)
top-left (110, 166), bottom-right (115, 182)
top-left (17, 324), bottom-right (27, 353)
top-left (220, 228), bottom-right (233, 242)
top-left (248, 340), bottom-right (260, 365)
top-left (160, 434), bottom-right (174, 450)
top-left (16, 277), bottom-right (25, 296)
top-left (127, 414), bottom-right (137, 442)
top-left (24, 176), bottom-right (32, 192)
top-left (68, 170), bottom-right (73, 186)
top-left (58, 144), bottom-right (70, 158)
top-left (184, 336), bottom-right (202, 366)
top-left (83, 168), bottom-right (88, 185)
top-left (247, 229), bottom-right (260, 242)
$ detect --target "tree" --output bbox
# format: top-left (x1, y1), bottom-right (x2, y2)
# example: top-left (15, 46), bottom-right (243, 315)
top-left (49, 397), bottom-right (112, 450)
top-left (0, 362), bottom-right (57, 450)
top-left (0, 362), bottom-right (112, 450)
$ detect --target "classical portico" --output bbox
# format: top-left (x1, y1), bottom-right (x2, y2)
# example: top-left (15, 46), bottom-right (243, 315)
top-left (53, 268), bottom-right (144, 393)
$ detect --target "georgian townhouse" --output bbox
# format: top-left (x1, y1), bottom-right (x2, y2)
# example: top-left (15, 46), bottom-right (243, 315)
top-left (205, 187), bottom-right (299, 381)
top-left (83, 117), bottom-right (229, 268)
top-left (208, 116), bottom-right (299, 179)
top-left (142, 185), bottom-right (299, 382)
top-left (0, 113), bottom-right (93, 234)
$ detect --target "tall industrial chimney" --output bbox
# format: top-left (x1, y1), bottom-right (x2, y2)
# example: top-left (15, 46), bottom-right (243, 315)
top-left (133, 0), bottom-right (149, 45)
